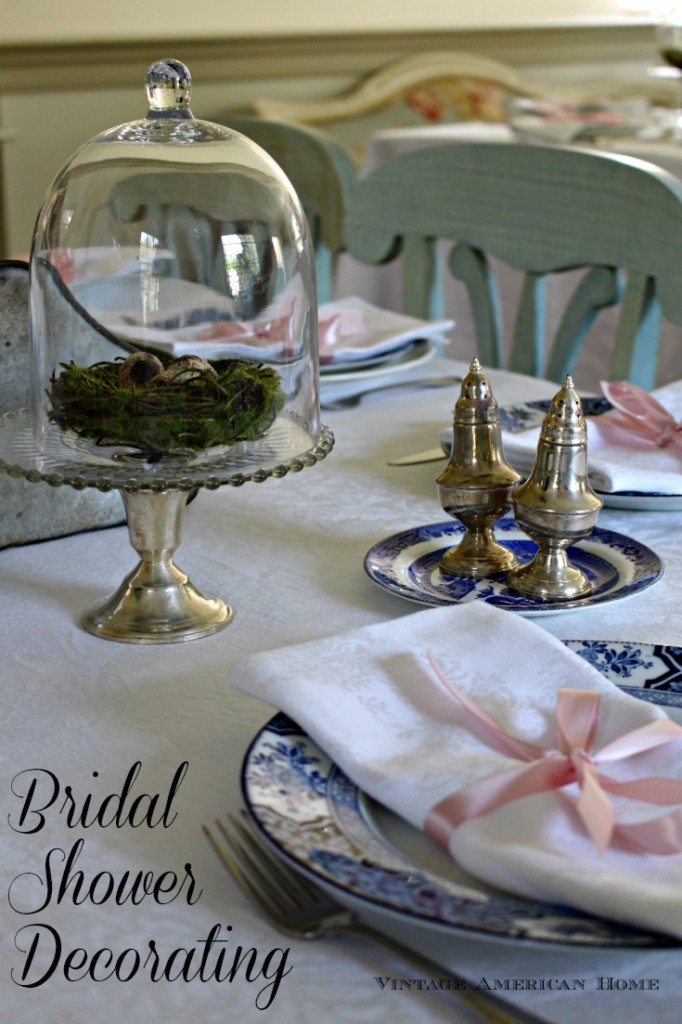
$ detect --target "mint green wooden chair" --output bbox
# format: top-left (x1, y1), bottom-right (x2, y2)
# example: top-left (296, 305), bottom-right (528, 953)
top-left (228, 117), bottom-right (357, 303)
top-left (345, 142), bottom-right (682, 388)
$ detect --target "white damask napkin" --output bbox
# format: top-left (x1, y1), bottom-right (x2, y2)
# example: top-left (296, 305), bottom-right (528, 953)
top-left (502, 380), bottom-right (682, 494)
top-left (233, 603), bottom-right (682, 939)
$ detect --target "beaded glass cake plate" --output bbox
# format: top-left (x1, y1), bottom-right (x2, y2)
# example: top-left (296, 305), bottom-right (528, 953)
top-left (363, 519), bottom-right (663, 616)
top-left (0, 409), bottom-right (334, 492)
top-left (242, 642), bottom-right (682, 949)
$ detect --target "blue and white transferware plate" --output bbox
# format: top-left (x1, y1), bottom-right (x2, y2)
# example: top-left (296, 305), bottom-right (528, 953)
top-left (242, 642), bottom-right (682, 949)
top-left (498, 396), bottom-right (613, 432)
top-left (363, 519), bottom-right (662, 616)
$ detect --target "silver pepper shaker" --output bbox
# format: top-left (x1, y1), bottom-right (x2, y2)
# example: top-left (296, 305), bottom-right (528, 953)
top-left (508, 375), bottom-right (603, 601)
top-left (436, 358), bottom-right (520, 576)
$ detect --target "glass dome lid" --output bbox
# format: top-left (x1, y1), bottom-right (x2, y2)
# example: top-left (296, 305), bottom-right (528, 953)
top-left (24, 58), bottom-right (329, 490)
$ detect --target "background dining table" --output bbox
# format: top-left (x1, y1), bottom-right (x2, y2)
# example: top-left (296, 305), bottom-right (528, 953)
top-left (1, 354), bottom-right (680, 1024)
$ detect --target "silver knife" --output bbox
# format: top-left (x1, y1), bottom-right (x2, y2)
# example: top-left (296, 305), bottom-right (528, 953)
top-left (388, 397), bottom-right (612, 465)
top-left (388, 447), bottom-right (447, 466)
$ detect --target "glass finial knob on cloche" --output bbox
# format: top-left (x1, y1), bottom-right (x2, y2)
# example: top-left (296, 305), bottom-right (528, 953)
top-left (145, 58), bottom-right (192, 114)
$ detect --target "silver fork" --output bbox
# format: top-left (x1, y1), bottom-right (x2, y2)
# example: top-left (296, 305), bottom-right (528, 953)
top-left (320, 375), bottom-right (461, 410)
top-left (204, 813), bottom-right (554, 1024)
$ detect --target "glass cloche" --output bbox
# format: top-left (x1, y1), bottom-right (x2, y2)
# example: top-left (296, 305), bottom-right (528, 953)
top-left (0, 59), bottom-right (333, 642)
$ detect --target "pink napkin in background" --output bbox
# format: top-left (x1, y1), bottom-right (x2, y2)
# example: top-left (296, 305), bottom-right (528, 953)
top-left (197, 304), bottom-right (365, 350)
top-left (317, 308), bottom-right (368, 361)
top-left (598, 380), bottom-right (682, 451)
top-left (233, 602), bottom-right (682, 940)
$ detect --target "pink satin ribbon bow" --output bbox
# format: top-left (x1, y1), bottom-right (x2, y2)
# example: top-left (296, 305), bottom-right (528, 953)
top-left (424, 653), bottom-right (682, 856)
top-left (600, 380), bottom-right (682, 450)
top-left (197, 305), bottom-right (365, 362)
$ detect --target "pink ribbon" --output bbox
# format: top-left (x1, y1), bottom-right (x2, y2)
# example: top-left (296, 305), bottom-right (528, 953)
top-left (197, 301), bottom-right (298, 349)
top-left (600, 380), bottom-right (682, 450)
top-left (424, 652), bottom-right (682, 855)
top-left (197, 305), bottom-right (365, 363)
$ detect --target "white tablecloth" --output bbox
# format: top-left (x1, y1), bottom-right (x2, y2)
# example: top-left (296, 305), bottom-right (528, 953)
top-left (1, 357), bottom-right (681, 1024)
top-left (336, 124), bottom-right (682, 393)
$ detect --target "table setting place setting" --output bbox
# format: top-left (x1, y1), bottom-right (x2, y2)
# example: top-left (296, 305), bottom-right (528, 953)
top-left (220, 360), bottom-right (682, 1024)
top-left (4, 346), bottom-right (681, 1024)
top-left (394, 374), bottom-right (682, 505)
top-left (62, 258), bottom-right (457, 412)
top-left (2, 59), bottom-right (682, 1024)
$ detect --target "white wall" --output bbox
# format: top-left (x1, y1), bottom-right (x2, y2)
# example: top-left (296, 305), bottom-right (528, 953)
top-left (1, 64), bottom-right (371, 255)
top-left (0, 1), bottom-right (668, 255)
top-left (0, 0), bottom-right (661, 46)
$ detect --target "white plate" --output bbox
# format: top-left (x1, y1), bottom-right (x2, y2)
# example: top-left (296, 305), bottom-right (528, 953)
top-left (242, 642), bottom-right (682, 948)
top-left (319, 337), bottom-right (438, 386)
top-left (591, 491), bottom-right (682, 511)
top-left (363, 519), bottom-right (663, 615)
top-left (317, 296), bottom-right (453, 369)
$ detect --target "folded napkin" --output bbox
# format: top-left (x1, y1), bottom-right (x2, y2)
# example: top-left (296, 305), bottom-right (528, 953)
top-left (195, 297), bottom-right (366, 351)
top-left (100, 289), bottom-right (454, 363)
top-left (233, 603), bottom-right (682, 939)
top-left (503, 380), bottom-right (682, 494)
top-left (314, 296), bottom-right (454, 365)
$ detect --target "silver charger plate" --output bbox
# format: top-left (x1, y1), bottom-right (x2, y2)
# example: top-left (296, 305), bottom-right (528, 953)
top-left (242, 641), bottom-right (682, 949)
top-left (363, 518), bottom-right (663, 616)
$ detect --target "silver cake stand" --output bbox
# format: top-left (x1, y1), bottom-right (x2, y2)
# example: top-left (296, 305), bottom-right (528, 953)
top-left (0, 410), bottom-right (333, 643)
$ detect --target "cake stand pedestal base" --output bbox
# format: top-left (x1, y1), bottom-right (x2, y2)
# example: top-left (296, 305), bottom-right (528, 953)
top-left (82, 488), bottom-right (232, 643)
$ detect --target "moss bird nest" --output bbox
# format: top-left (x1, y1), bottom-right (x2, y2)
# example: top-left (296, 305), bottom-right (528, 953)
top-left (48, 352), bottom-right (285, 456)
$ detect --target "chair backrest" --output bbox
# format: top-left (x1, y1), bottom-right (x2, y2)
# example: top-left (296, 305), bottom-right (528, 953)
top-left (345, 142), bottom-right (682, 389)
top-left (227, 117), bottom-right (357, 303)
top-left (252, 51), bottom-right (542, 166)
top-left (109, 167), bottom-right (291, 319)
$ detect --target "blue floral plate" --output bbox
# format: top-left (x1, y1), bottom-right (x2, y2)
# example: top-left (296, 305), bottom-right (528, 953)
top-left (363, 519), bottom-right (663, 616)
top-left (242, 642), bottom-right (682, 949)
